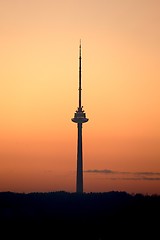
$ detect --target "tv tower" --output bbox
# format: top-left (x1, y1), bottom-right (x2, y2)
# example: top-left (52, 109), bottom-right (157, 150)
top-left (72, 41), bottom-right (89, 193)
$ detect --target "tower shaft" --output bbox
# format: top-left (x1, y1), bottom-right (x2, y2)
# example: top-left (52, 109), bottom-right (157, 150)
top-left (76, 123), bottom-right (83, 193)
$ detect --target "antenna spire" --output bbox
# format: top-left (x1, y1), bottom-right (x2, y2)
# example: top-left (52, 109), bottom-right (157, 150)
top-left (79, 40), bottom-right (82, 108)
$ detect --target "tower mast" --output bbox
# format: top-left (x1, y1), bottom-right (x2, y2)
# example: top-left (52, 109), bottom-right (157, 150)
top-left (79, 40), bottom-right (82, 109)
top-left (72, 41), bottom-right (89, 193)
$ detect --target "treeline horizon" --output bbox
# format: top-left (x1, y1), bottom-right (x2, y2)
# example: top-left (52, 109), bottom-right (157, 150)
top-left (0, 190), bottom-right (159, 239)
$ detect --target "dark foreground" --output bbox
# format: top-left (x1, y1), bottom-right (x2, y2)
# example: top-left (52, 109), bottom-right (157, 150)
top-left (0, 191), bottom-right (159, 239)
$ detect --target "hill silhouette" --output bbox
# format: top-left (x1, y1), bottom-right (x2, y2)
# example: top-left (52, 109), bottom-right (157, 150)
top-left (0, 191), bottom-right (159, 239)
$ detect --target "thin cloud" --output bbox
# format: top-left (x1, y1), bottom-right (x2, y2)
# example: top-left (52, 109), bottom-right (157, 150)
top-left (110, 177), bottom-right (160, 181)
top-left (85, 169), bottom-right (114, 174)
top-left (84, 169), bottom-right (160, 181)
top-left (134, 172), bottom-right (160, 176)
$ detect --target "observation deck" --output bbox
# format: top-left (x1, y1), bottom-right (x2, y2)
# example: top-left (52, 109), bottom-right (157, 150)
top-left (72, 107), bottom-right (89, 124)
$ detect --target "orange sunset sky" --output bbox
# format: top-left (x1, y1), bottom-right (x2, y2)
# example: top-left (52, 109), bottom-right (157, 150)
top-left (0, 0), bottom-right (160, 194)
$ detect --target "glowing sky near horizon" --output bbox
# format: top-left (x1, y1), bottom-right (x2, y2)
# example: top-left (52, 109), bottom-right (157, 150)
top-left (0, 0), bottom-right (160, 194)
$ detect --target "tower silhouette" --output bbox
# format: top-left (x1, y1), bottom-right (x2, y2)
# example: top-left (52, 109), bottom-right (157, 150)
top-left (72, 41), bottom-right (89, 193)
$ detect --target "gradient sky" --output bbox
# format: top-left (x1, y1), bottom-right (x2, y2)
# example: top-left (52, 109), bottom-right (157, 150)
top-left (0, 0), bottom-right (160, 194)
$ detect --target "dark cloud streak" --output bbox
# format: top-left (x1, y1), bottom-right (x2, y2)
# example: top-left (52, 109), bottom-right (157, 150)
top-left (84, 169), bottom-right (160, 181)
top-left (110, 177), bottom-right (160, 181)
